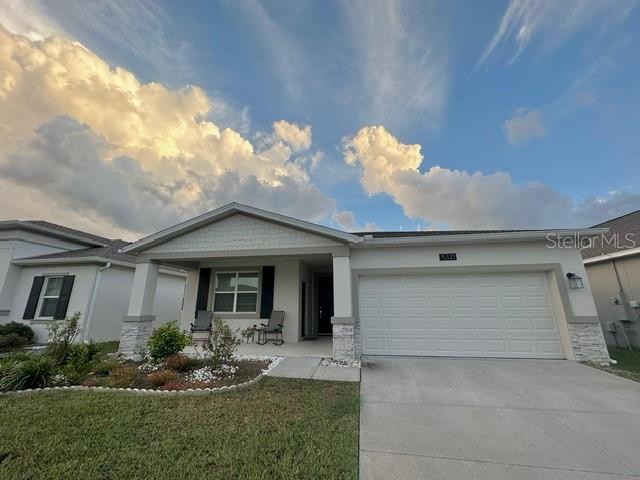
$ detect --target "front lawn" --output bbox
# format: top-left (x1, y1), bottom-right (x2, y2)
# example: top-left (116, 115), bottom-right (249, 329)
top-left (0, 377), bottom-right (359, 480)
top-left (589, 348), bottom-right (640, 382)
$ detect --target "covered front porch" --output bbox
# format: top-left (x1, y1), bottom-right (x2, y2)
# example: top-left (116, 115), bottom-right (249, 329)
top-left (117, 205), bottom-right (359, 361)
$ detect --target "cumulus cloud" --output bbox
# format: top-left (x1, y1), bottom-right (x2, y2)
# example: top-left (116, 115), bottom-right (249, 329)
top-left (344, 125), bottom-right (640, 229)
top-left (273, 120), bottom-right (312, 152)
top-left (0, 26), bottom-right (334, 238)
top-left (332, 210), bottom-right (379, 232)
top-left (504, 109), bottom-right (547, 145)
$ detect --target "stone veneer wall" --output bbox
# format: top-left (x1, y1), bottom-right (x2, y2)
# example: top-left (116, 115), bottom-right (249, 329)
top-left (333, 324), bottom-right (355, 362)
top-left (119, 317), bottom-right (154, 360)
top-left (568, 323), bottom-right (611, 365)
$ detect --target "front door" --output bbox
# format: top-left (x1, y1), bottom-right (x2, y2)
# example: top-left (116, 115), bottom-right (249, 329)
top-left (317, 274), bottom-right (334, 335)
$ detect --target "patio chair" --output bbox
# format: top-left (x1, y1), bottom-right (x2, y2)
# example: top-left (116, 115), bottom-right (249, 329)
top-left (257, 310), bottom-right (285, 346)
top-left (191, 310), bottom-right (213, 347)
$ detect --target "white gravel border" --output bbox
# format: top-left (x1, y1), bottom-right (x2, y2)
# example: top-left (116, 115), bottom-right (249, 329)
top-left (0, 357), bottom-right (283, 398)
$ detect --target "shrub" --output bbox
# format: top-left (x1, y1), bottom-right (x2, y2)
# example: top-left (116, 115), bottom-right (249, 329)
top-left (0, 333), bottom-right (29, 350)
top-left (147, 369), bottom-right (178, 388)
top-left (92, 359), bottom-right (120, 376)
top-left (0, 356), bottom-right (57, 391)
top-left (160, 380), bottom-right (195, 391)
top-left (164, 353), bottom-right (195, 372)
top-left (207, 317), bottom-right (241, 369)
top-left (0, 322), bottom-right (35, 342)
top-left (107, 364), bottom-right (139, 388)
top-left (46, 312), bottom-right (82, 364)
top-left (147, 321), bottom-right (190, 362)
top-left (53, 339), bottom-right (102, 383)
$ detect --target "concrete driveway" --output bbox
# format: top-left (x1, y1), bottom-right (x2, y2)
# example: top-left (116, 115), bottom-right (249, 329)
top-left (360, 357), bottom-right (640, 479)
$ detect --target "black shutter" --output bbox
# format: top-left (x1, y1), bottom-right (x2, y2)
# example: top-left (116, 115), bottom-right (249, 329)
top-left (54, 275), bottom-right (75, 320)
top-left (195, 268), bottom-right (211, 318)
top-left (23, 276), bottom-right (45, 319)
top-left (260, 266), bottom-right (275, 319)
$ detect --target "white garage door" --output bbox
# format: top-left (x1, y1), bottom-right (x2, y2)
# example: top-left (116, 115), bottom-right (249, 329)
top-left (359, 272), bottom-right (564, 358)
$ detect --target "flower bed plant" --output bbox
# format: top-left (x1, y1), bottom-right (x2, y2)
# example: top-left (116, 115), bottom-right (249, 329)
top-left (1, 314), bottom-right (273, 393)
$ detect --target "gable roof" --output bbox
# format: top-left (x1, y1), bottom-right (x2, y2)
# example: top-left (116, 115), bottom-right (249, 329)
top-left (0, 220), bottom-right (111, 247)
top-left (582, 209), bottom-right (640, 259)
top-left (121, 203), bottom-right (363, 253)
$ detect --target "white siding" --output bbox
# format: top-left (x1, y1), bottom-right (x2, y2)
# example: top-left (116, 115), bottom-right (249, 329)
top-left (91, 266), bottom-right (185, 341)
top-left (7, 264), bottom-right (98, 343)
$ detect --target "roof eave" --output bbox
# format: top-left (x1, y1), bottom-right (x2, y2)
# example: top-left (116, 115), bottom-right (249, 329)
top-left (355, 228), bottom-right (609, 247)
top-left (0, 221), bottom-right (110, 247)
top-left (11, 256), bottom-right (133, 268)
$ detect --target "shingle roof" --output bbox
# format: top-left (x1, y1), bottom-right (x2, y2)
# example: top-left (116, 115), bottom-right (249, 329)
top-left (355, 229), bottom-right (551, 239)
top-left (16, 239), bottom-right (136, 264)
top-left (582, 210), bottom-right (640, 259)
top-left (25, 220), bottom-right (113, 245)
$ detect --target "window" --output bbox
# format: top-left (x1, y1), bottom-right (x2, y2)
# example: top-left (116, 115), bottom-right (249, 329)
top-left (38, 276), bottom-right (64, 318)
top-left (213, 271), bottom-right (259, 313)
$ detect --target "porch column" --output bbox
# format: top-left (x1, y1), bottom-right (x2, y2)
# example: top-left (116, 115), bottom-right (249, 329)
top-left (119, 262), bottom-right (159, 359)
top-left (331, 253), bottom-right (355, 362)
top-left (179, 269), bottom-right (200, 331)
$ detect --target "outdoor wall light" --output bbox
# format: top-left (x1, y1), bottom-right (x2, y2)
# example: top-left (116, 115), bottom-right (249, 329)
top-left (566, 272), bottom-right (584, 289)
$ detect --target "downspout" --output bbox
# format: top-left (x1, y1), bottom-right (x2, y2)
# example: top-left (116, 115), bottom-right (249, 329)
top-left (610, 259), bottom-right (634, 350)
top-left (83, 262), bottom-right (111, 342)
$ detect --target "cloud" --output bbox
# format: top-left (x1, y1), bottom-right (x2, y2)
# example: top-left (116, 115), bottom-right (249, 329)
top-left (0, 26), bottom-right (334, 238)
top-left (504, 109), bottom-right (547, 145)
top-left (332, 210), bottom-right (379, 232)
top-left (273, 120), bottom-right (312, 152)
top-left (344, 125), bottom-right (640, 229)
top-left (479, 0), bottom-right (636, 67)
top-left (341, 0), bottom-right (449, 129)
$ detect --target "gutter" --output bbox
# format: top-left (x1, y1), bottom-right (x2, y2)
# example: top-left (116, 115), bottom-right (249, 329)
top-left (355, 228), bottom-right (608, 248)
top-left (583, 246), bottom-right (640, 265)
top-left (83, 262), bottom-right (111, 342)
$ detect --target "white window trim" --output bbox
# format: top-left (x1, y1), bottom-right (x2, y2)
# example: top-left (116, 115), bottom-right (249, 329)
top-left (36, 275), bottom-right (64, 320)
top-left (213, 271), bottom-right (260, 314)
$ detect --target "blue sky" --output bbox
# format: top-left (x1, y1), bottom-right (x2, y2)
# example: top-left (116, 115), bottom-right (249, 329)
top-left (0, 0), bottom-right (638, 239)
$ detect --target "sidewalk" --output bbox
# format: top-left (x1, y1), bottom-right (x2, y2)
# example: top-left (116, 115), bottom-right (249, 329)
top-left (267, 356), bottom-right (360, 382)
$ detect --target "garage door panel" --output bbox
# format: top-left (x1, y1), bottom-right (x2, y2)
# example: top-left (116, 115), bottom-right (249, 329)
top-left (359, 272), bottom-right (564, 359)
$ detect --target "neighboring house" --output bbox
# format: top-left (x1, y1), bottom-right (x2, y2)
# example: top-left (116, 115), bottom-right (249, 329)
top-left (118, 202), bottom-right (610, 364)
top-left (582, 210), bottom-right (640, 349)
top-left (0, 220), bottom-right (186, 343)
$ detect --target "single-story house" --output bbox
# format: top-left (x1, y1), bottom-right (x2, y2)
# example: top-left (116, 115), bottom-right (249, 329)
top-left (118, 202), bottom-right (611, 364)
top-left (582, 210), bottom-right (640, 349)
top-left (0, 220), bottom-right (186, 343)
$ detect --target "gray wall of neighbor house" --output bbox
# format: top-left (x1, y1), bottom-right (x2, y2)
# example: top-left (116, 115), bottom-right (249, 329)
top-left (586, 256), bottom-right (640, 349)
top-left (3, 263), bottom-right (185, 343)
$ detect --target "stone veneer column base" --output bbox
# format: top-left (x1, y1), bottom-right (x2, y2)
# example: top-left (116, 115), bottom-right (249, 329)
top-left (331, 316), bottom-right (355, 362)
top-left (119, 315), bottom-right (155, 360)
top-left (568, 323), bottom-right (611, 365)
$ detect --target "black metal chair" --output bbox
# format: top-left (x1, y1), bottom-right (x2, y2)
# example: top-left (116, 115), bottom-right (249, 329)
top-left (257, 310), bottom-right (285, 345)
top-left (191, 310), bottom-right (213, 333)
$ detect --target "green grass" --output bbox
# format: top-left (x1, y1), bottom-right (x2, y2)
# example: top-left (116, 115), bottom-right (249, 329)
top-left (588, 348), bottom-right (640, 382)
top-left (606, 348), bottom-right (640, 382)
top-left (0, 377), bottom-right (359, 480)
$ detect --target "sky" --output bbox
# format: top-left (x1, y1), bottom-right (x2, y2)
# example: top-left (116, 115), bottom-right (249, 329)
top-left (0, 0), bottom-right (639, 241)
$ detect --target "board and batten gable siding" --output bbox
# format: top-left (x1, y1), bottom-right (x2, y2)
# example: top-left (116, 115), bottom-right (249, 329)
top-left (144, 214), bottom-right (342, 254)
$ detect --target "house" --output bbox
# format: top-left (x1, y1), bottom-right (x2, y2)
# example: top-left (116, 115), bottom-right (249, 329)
top-left (0, 220), bottom-right (186, 343)
top-left (118, 202), bottom-right (610, 364)
top-left (582, 210), bottom-right (640, 349)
